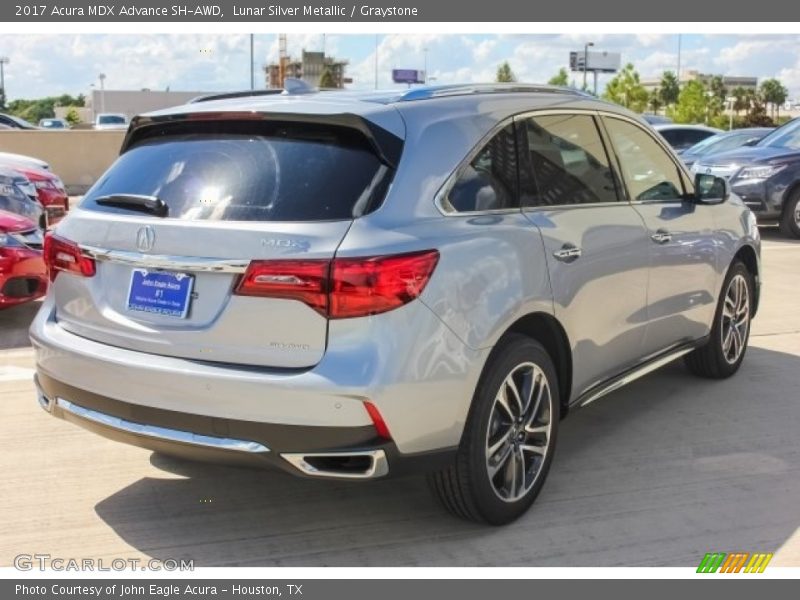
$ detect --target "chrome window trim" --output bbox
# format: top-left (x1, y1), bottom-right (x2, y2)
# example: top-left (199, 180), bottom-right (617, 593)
top-left (80, 245), bottom-right (250, 274)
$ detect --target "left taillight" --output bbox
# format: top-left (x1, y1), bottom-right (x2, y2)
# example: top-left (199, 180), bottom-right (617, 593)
top-left (43, 233), bottom-right (96, 282)
top-left (234, 249), bottom-right (440, 319)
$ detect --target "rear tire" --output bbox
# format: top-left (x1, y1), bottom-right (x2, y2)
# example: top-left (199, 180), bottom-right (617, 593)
top-left (779, 190), bottom-right (800, 239)
top-left (684, 261), bottom-right (753, 379)
top-left (428, 334), bottom-right (559, 525)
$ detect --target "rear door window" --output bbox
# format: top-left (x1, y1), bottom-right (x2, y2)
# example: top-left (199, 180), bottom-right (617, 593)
top-left (81, 125), bottom-right (390, 222)
top-left (519, 114), bottom-right (620, 207)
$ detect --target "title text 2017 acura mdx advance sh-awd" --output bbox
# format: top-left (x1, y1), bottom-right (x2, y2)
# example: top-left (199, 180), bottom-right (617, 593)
top-left (32, 85), bottom-right (761, 524)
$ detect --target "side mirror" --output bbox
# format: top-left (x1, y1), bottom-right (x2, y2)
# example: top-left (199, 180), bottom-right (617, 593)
top-left (743, 138), bottom-right (759, 147)
top-left (694, 173), bottom-right (730, 205)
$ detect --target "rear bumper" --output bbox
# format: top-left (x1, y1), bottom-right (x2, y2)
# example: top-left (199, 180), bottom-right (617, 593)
top-left (35, 372), bottom-right (455, 479)
top-left (30, 293), bottom-right (488, 456)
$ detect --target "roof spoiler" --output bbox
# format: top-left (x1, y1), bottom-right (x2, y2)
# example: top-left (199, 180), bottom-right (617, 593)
top-left (121, 110), bottom-right (403, 169)
top-left (188, 79), bottom-right (318, 103)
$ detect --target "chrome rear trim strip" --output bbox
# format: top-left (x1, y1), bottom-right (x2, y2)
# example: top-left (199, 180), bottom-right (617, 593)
top-left (80, 245), bottom-right (250, 274)
top-left (55, 398), bottom-right (270, 453)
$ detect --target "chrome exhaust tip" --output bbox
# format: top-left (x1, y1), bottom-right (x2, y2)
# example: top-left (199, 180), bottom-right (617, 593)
top-left (281, 449), bottom-right (388, 479)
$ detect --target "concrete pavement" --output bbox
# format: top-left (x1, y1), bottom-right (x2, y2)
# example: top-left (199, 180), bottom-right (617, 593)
top-left (0, 228), bottom-right (798, 567)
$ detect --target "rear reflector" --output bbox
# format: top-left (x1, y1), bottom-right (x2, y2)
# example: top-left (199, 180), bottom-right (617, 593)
top-left (363, 401), bottom-right (392, 440)
top-left (235, 249), bottom-right (439, 319)
top-left (43, 233), bottom-right (96, 281)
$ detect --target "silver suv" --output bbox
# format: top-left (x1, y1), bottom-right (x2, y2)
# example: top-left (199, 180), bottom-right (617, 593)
top-left (31, 85), bottom-right (761, 524)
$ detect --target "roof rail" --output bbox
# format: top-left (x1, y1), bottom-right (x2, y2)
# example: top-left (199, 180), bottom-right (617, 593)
top-left (396, 83), bottom-right (592, 102)
top-left (190, 79), bottom-right (318, 103)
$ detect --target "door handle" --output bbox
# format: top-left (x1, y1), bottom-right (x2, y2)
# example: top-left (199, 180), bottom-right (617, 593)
top-left (651, 229), bottom-right (673, 244)
top-left (553, 244), bottom-right (582, 262)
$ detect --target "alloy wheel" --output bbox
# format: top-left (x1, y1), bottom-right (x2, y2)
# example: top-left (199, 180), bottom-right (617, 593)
top-left (485, 362), bottom-right (552, 503)
top-left (721, 273), bottom-right (750, 365)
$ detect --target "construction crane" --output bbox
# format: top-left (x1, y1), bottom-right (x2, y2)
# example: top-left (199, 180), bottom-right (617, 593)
top-left (278, 34), bottom-right (288, 88)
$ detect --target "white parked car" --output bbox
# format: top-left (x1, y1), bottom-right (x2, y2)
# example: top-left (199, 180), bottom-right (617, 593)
top-left (94, 113), bottom-right (129, 130)
top-left (0, 151), bottom-right (50, 171)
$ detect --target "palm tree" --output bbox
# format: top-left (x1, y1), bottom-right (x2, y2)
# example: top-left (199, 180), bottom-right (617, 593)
top-left (731, 86), bottom-right (749, 117)
top-left (659, 71), bottom-right (680, 107)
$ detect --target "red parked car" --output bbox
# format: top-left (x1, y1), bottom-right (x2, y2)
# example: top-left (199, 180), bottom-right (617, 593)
top-left (0, 209), bottom-right (47, 308)
top-left (10, 165), bottom-right (69, 224)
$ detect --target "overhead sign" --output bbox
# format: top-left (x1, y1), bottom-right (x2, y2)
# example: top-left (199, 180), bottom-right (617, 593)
top-left (569, 51), bottom-right (621, 73)
top-left (392, 69), bottom-right (425, 84)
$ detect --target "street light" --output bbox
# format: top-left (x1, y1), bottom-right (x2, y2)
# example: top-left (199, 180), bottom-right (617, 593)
top-left (0, 56), bottom-right (9, 106)
top-left (98, 73), bottom-right (106, 114)
top-left (583, 42), bottom-right (594, 91)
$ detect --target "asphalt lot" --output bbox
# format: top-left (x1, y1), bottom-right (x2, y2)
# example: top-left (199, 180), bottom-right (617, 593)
top-left (1, 228), bottom-right (798, 568)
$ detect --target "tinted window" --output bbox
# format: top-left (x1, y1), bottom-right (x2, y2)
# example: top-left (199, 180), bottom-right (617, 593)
top-left (660, 128), bottom-right (714, 150)
top-left (447, 124), bottom-right (518, 212)
top-left (605, 118), bottom-right (686, 202)
top-left (520, 114), bottom-right (618, 206)
top-left (82, 129), bottom-right (388, 222)
top-left (758, 118), bottom-right (800, 150)
top-left (98, 115), bottom-right (126, 125)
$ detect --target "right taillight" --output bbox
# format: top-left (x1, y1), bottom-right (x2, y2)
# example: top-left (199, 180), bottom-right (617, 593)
top-left (43, 233), bottom-right (96, 281)
top-left (235, 249), bottom-right (439, 319)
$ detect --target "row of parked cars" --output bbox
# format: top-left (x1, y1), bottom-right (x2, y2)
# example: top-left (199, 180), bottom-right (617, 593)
top-left (0, 112), bottom-right (129, 131)
top-left (0, 150), bottom-right (69, 309)
top-left (646, 117), bottom-right (800, 238)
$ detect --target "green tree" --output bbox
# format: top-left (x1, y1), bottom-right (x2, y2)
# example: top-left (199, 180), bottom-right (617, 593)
top-left (496, 61), bottom-right (516, 83)
top-left (648, 88), bottom-right (663, 114)
top-left (668, 79), bottom-right (708, 124)
top-left (602, 63), bottom-right (649, 112)
top-left (659, 71), bottom-right (680, 107)
top-left (64, 108), bottom-right (81, 127)
top-left (760, 78), bottom-right (788, 119)
top-left (318, 68), bottom-right (336, 89)
top-left (709, 75), bottom-right (728, 102)
top-left (0, 88), bottom-right (6, 111)
top-left (548, 68), bottom-right (569, 87)
top-left (731, 86), bottom-right (750, 116)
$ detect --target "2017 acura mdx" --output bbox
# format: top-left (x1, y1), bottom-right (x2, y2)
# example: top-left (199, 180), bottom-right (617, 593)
top-left (32, 84), bottom-right (760, 524)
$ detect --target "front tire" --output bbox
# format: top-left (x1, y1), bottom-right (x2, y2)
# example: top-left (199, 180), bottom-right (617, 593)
top-left (779, 190), bottom-right (800, 239)
top-left (428, 334), bottom-right (559, 525)
top-left (685, 261), bottom-right (753, 378)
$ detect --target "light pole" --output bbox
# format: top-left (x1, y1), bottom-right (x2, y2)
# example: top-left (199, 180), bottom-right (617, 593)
top-left (0, 56), bottom-right (9, 107)
top-left (250, 34), bottom-right (255, 90)
top-left (98, 73), bottom-right (106, 113)
top-left (583, 42), bottom-right (594, 91)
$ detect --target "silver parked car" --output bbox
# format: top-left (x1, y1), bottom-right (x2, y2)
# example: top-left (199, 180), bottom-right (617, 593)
top-left (31, 85), bottom-right (761, 524)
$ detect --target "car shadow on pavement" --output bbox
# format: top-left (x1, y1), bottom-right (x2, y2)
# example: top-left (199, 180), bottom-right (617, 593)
top-left (759, 225), bottom-right (800, 245)
top-left (93, 345), bottom-right (800, 567)
top-left (0, 300), bottom-right (40, 350)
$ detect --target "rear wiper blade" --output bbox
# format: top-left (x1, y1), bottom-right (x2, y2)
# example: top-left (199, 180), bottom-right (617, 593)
top-left (95, 194), bottom-right (168, 217)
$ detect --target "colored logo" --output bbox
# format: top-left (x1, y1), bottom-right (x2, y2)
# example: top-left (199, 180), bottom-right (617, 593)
top-left (697, 552), bottom-right (773, 573)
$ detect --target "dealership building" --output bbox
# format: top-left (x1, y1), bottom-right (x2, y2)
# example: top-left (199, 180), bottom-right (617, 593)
top-left (642, 69), bottom-right (758, 92)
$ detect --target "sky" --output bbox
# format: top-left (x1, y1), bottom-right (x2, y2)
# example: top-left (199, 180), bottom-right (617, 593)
top-left (2, 33), bottom-right (800, 101)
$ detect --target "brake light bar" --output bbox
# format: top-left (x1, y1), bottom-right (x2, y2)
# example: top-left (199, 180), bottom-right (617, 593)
top-left (43, 233), bottom-right (96, 281)
top-left (235, 249), bottom-right (439, 319)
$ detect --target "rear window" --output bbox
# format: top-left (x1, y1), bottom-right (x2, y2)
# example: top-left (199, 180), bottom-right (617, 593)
top-left (81, 126), bottom-right (389, 222)
top-left (98, 115), bottom-right (126, 125)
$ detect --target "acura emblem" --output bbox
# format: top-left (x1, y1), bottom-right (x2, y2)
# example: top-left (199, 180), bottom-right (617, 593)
top-left (136, 226), bottom-right (156, 252)
top-left (705, 167), bottom-right (712, 174)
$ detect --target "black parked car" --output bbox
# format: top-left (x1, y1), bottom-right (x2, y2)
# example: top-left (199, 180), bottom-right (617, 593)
top-left (693, 118), bottom-right (800, 238)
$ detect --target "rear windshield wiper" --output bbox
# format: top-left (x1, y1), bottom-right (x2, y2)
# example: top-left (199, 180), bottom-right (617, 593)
top-left (94, 194), bottom-right (168, 217)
